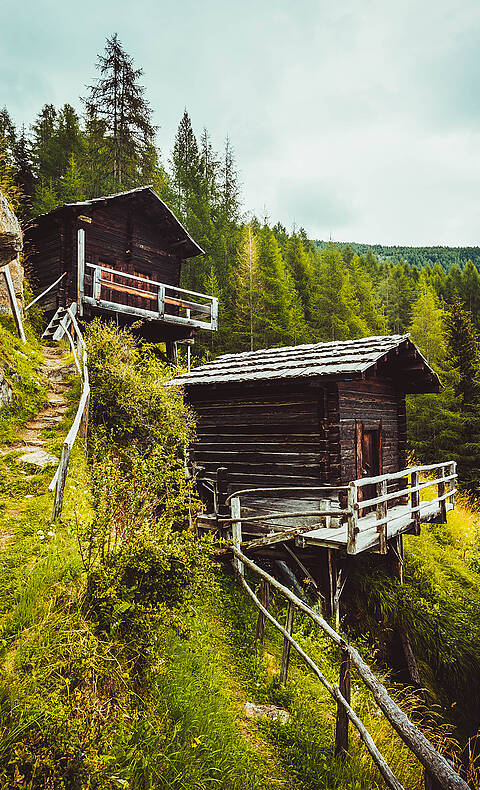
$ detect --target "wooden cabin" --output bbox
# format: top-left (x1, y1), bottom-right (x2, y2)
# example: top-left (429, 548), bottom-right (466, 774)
top-left (174, 335), bottom-right (456, 593)
top-left (24, 186), bottom-right (217, 352)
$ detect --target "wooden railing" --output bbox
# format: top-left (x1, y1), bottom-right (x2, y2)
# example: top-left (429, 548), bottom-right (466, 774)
top-left (82, 262), bottom-right (218, 331)
top-left (347, 462), bottom-right (457, 554)
top-left (49, 306), bottom-right (90, 520)
top-left (232, 550), bottom-right (469, 790)
top-left (219, 462), bottom-right (457, 557)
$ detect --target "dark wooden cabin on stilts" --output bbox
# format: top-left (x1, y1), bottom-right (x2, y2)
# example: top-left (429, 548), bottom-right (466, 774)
top-left (24, 186), bottom-right (218, 359)
top-left (173, 335), bottom-right (456, 622)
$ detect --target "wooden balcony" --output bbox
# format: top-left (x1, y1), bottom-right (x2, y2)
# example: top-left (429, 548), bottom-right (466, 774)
top-left (206, 461), bottom-right (457, 557)
top-left (80, 262), bottom-right (218, 332)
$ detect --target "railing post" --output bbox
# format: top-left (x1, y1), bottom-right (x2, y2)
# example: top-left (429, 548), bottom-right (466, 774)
top-left (280, 601), bottom-right (295, 685)
top-left (255, 579), bottom-right (270, 642)
top-left (157, 284), bottom-right (165, 317)
top-left (376, 479), bottom-right (388, 554)
top-left (231, 496), bottom-right (244, 577)
top-left (335, 646), bottom-right (351, 758)
top-left (211, 297), bottom-right (219, 330)
top-left (93, 266), bottom-right (101, 300)
top-left (450, 461), bottom-right (457, 509)
top-left (77, 228), bottom-right (85, 317)
top-left (346, 483), bottom-right (358, 555)
top-left (411, 470), bottom-right (421, 535)
top-left (51, 441), bottom-right (71, 520)
top-left (438, 464), bottom-right (447, 523)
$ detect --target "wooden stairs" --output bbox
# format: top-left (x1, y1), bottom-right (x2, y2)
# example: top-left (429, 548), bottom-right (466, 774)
top-left (42, 302), bottom-right (77, 342)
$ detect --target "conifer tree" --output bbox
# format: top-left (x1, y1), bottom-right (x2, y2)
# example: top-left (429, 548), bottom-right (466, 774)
top-left (285, 233), bottom-right (316, 327)
top-left (408, 278), bottom-right (447, 367)
top-left (0, 107), bottom-right (16, 167)
top-left (235, 223), bottom-right (260, 350)
top-left (85, 33), bottom-right (156, 189)
top-left (61, 154), bottom-right (85, 203)
top-left (314, 244), bottom-right (357, 340)
top-left (13, 125), bottom-right (34, 219)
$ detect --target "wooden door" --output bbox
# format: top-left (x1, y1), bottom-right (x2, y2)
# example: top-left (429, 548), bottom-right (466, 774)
top-left (356, 422), bottom-right (382, 510)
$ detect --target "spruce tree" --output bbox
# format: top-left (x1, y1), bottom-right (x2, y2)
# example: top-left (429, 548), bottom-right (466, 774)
top-left (85, 33), bottom-right (156, 189)
top-left (13, 125), bottom-right (35, 219)
top-left (285, 233), bottom-right (316, 328)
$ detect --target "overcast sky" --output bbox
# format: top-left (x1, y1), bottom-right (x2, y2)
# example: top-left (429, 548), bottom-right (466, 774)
top-left (2, 0), bottom-right (480, 246)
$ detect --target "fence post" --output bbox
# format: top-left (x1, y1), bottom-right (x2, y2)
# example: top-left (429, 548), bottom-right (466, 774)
top-left (411, 470), bottom-right (421, 535)
top-left (231, 496), bottom-right (244, 577)
top-left (346, 483), bottom-right (358, 554)
top-left (438, 465), bottom-right (447, 523)
top-left (80, 392), bottom-right (90, 439)
top-left (334, 646), bottom-right (352, 758)
top-left (77, 229), bottom-right (85, 317)
top-left (211, 297), bottom-right (219, 330)
top-left (51, 441), bottom-right (71, 520)
top-left (280, 601), bottom-right (295, 685)
top-left (255, 579), bottom-right (270, 642)
top-left (2, 262), bottom-right (26, 343)
top-left (157, 284), bottom-right (165, 317)
top-left (450, 461), bottom-right (457, 509)
top-left (93, 266), bottom-right (101, 300)
top-left (376, 479), bottom-right (388, 554)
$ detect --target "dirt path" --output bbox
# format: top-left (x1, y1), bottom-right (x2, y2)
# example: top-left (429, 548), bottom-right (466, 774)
top-left (0, 346), bottom-right (72, 462)
top-left (0, 346), bottom-right (73, 549)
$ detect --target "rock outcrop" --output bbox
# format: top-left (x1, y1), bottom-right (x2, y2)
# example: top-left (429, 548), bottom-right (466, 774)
top-left (0, 191), bottom-right (24, 316)
top-left (0, 192), bottom-right (22, 265)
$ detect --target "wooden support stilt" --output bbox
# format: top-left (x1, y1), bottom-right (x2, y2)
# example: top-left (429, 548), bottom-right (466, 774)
top-left (230, 496), bottom-right (243, 577)
top-left (328, 548), bottom-right (335, 619)
top-left (280, 601), bottom-right (294, 685)
top-left (255, 579), bottom-right (270, 642)
top-left (335, 647), bottom-right (351, 758)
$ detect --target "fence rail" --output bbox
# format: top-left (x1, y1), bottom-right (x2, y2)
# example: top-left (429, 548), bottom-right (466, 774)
top-left (232, 549), bottom-right (469, 790)
top-left (49, 307), bottom-right (89, 520)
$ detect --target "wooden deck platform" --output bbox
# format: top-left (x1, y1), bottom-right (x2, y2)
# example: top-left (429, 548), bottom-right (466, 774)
top-left (212, 461), bottom-right (457, 557)
top-left (300, 499), bottom-right (454, 554)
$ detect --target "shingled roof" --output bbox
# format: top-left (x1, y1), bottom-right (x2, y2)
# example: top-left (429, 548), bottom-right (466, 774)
top-left (26, 186), bottom-right (204, 259)
top-left (173, 334), bottom-right (440, 392)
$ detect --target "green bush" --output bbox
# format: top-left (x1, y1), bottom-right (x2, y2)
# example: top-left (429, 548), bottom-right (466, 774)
top-left (85, 319), bottom-right (194, 451)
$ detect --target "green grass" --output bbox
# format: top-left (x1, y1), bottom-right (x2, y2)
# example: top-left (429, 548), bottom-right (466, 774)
top-left (0, 316), bottom-right (47, 443)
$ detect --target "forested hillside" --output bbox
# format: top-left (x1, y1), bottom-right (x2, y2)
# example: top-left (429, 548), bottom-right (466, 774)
top-left (3, 34), bottom-right (480, 494)
top-left (316, 240), bottom-right (480, 272)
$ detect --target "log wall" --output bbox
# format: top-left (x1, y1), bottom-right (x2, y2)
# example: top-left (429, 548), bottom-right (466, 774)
top-left (338, 379), bottom-right (405, 482)
top-left (187, 375), bottom-right (408, 498)
top-left (188, 382), bottom-right (330, 490)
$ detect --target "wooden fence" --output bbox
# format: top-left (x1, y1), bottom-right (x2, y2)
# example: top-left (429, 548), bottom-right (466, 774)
top-left (231, 549), bottom-right (469, 790)
top-left (48, 306), bottom-right (89, 520)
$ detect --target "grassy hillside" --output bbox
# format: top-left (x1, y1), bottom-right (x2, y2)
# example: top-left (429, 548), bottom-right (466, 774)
top-left (0, 319), bottom-right (479, 787)
top-left (315, 241), bottom-right (480, 271)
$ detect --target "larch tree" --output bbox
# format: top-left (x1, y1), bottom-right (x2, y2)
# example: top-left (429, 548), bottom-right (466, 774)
top-left (235, 222), bottom-right (260, 351)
